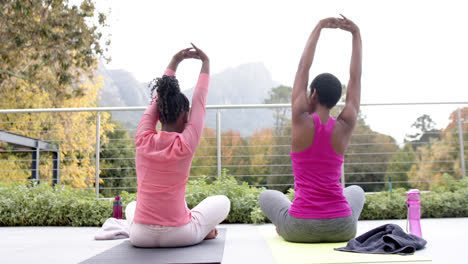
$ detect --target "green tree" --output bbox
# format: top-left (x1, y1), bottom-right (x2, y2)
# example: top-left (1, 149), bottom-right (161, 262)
top-left (264, 85), bottom-right (292, 136)
top-left (384, 144), bottom-right (415, 190)
top-left (344, 117), bottom-right (399, 192)
top-left (405, 114), bottom-right (441, 146)
top-left (0, 0), bottom-right (113, 188)
top-left (264, 85), bottom-right (293, 191)
top-left (1, 0), bottom-right (110, 93)
top-left (99, 120), bottom-right (136, 197)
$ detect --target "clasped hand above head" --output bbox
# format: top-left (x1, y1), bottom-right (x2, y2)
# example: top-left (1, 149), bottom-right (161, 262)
top-left (172, 43), bottom-right (209, 63)
top-left (169, 43), bottom-right (210, 74)
top-left (319, 14), bottom-right (359, 34)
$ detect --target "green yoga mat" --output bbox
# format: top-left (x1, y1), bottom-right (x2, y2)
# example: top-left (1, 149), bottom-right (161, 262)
top-left (259, 225), bottom-right (431, 264)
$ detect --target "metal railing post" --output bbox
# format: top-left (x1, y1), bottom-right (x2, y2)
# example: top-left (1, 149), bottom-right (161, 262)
top-left (31, 145), bottom-right (40, 182)
top-left (217, 110), bottom-right (221, 177)
top-left (52, 151), bottom-right (60, 185)
top-left (95, 112), bottom-right (101, 198)
top-left (341, 163), bottom-right (345, 187)
top-left (457, 108), bottom-right (466, 179)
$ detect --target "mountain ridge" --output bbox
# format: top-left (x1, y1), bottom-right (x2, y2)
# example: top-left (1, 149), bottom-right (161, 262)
top-left (97, 62), bottom-right (280, 135)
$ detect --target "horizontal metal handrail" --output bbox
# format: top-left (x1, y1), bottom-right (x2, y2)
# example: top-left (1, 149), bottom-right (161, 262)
top-left (1, 101), bottom-right (468, 114)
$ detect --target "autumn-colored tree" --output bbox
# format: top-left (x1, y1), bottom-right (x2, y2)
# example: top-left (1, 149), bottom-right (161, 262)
top-left (266, 121), bottom-right (293, 192)
top-left (0, 0), bottom-right (113, 188)
top-left (1, 0), bottom-right (109, 92)
top-left (407, 108), bottom-right (467, 189)
top-left (262, 85), bottom-right (294, 191)
top-left (220, 130), bottom-right (249, 181)
top-left (245, 128), bottom-right (275, 185)
top-left (191, 127), bottom-right (217, 177)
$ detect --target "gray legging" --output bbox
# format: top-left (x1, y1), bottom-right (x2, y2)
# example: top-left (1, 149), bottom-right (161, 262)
top-left (259, 185), bottom-right (365, 243)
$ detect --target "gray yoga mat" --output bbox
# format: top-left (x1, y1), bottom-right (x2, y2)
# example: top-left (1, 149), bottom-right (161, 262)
top-left (80, 228), bottom-right (226, 264)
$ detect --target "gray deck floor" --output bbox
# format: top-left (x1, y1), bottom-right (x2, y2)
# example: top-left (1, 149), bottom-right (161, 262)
top-left (0, 218), bottom-right (466, 264)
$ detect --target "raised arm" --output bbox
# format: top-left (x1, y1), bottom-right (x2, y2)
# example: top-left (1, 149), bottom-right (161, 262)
top-left (337, 16), bottom-right (362, 129)
top-left (182, 43), bottom-right (210, 152)
top-left (135, 48), bottom-right (197, 140)
top-left (292, 18), bottom-right (340, 123)
top-left (191, 43), bottom-right (210, 75)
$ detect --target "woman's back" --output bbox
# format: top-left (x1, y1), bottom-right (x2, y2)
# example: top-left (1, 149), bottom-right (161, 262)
top-left (289, 113), bottom-right (351, 219)
top-left (133, 69), bottom-right (210, 227)
top-left (134, 132), bottom-right (193, 226)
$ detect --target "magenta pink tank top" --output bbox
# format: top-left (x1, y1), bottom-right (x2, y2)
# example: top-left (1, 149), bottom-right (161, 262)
top-left (288, 113), bottom-right (352, 219)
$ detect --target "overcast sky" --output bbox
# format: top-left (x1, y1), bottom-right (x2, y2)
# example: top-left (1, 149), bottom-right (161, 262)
top-left (96, 0), bottom-right (468, 143)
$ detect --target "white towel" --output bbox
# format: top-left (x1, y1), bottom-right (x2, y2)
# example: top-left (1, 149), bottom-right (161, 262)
top-left (94, 218), bottom-right (130, 240)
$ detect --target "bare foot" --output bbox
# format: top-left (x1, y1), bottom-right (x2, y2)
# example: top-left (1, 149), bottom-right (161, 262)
top-left (204, 228), bottom-right (218, 240)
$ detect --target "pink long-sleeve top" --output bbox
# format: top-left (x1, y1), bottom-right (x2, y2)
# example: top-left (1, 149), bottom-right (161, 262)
top-left (133, 69), bottom-right (210, 226)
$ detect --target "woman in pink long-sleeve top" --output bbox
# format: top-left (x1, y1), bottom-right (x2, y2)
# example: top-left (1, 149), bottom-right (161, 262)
top-left (125, 44), bottom-right (230, 248)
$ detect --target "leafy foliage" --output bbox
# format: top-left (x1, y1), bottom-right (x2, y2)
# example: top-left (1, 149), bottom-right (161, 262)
top-left (0, 0), bottom-right (114, 188)
top-left (2, 177), bottom-right (467, 226)
top-left (0, 0), bottom-right (109, 89)
top-left (344, 117), bottom-right (399, 192)
top-left (99, 120), bottom-right (136, 197)
top-left (190, 127), bottom-right (217, 177)
top-left (384, 144), bottom-right (415, 189)
top-left (264, 85), bottom-right (294, 191)
top-left (408, 108), bottom-right (467, 189)
top-left (124, 170), bottom-right (269, 224)
top-left (405, 114), bottom-right (440, 143)
top-left (0, 182), bottom-right (111, 226)
top-left (264, 85), bottom-right (292, 136)
top-left (361, 177), bottom-right (468, 220)
top-left (185, 171), bottom-right (267, 224)
top-left (287, 177), bottom-right (468, 220)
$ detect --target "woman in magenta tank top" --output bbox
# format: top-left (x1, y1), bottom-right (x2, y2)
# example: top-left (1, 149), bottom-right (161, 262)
top-left (260, 16), bottom-right (365, 242)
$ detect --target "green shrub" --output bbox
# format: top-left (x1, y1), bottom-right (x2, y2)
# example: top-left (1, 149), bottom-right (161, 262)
top-left (360, 189), bottom-right (407, 220)
top-left (360, 178), bottom-right (468, 220)
top-left (120, 174), bottom-right (267, 224)
top-left (1, 177), bottom-right (467, 226)
top-left (0, 182), bottom-right (111, 226)
top-left (186, 175), bottom-right (267, 224)
top-left (286, 178), bottom-right (468, 220)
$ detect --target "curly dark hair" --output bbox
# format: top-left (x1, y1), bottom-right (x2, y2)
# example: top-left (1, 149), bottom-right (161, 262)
top-left (310, 73), bottom-right (342, 109)
top-left (149, 75), bottom-right (189, 124)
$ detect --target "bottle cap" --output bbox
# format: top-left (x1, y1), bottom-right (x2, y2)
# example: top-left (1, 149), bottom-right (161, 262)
top-left (407, 189), bottom-right (420, 194)
top-left (407, 189), bottom-right (420, 201)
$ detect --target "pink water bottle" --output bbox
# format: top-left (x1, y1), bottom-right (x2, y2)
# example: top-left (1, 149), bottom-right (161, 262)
top-left (407, 189), bottom-right (422, 237)
top-left (113, 196), bottom-right (122, 219)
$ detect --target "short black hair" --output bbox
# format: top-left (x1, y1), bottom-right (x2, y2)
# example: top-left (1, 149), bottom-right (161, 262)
top-left (149, 75), bottom-right (189, 124)
top-left (310, 73), bottom-right (342, 109)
